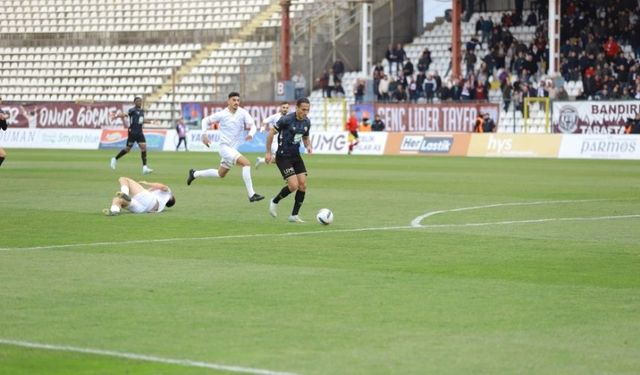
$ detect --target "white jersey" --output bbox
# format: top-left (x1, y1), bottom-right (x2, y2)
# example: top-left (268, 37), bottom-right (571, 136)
top-left (128, 188), bottom-right (173, 214)
top-left (201, 107), bottom-right (256, 150)
top-left (263, 112), bottom-right (284, 152)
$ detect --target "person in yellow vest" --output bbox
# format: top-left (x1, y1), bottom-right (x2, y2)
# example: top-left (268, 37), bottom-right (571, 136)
top-left (359, 111), bottom-right (372, 132)
top-left (473, 113), bottom-right (485, 133)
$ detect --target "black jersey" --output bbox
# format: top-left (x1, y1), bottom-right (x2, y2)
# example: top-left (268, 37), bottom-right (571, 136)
top-left (274, 112), bottom-right (310, 158)
top-left (127, 107), bottom-right (145, 133)
top-left (0, 109), bottom-right (8, 131)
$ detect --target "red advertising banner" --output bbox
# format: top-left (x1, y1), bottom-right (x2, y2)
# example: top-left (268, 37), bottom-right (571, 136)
top-left (375, 102), bottom-right (499, 132)
top-left (0, 102), bottom-right (128, 129)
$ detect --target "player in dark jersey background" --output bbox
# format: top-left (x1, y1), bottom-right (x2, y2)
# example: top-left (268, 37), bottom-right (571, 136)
top-left (265, 97), bottom-right (313, 223)
top-left (0, 98), bottom-right (8, 167)
top-left (109, 96), bottom-right (157, 174)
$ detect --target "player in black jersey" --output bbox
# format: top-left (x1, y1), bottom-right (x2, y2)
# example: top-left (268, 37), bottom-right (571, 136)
top-left (265, 97), bottom-right (313, 223)
top-left (0, 99), bottom-right (8, 167)
top-left (109, 97), bottom-right (158, 174)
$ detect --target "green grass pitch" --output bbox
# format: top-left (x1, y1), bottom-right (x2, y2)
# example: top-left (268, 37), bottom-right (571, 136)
top-left (1, 149), bottom-right (639, 374)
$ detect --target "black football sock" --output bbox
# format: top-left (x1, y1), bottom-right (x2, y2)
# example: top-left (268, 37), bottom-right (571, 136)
top-left (273, 186), bottom-right (292, 204)
top-left (115, 149), bottom-right (127, 159)
top-left (292, 191), bottom-right (306, 215)
top-left (141, 151), bottom-right (147, 166)
top-left (0, 156), bottom-right (4, 166)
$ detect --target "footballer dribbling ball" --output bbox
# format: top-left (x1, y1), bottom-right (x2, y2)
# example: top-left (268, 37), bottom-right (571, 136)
top-left (316, 208), bottom-right (333, 225)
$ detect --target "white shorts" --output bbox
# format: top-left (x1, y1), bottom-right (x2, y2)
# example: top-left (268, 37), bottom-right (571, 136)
top-left (219, 144), bottom-right (242, 169)
top-left (127, 191), bottom-right (158, 213)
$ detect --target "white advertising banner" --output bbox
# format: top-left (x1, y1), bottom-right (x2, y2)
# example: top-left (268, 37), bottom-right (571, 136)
top-left (163, 130), bottom-right (222, 152)
top-left (0, 128), bottom-right (102, 149)
top-left (552, 101), bottom-right (640, 134)
top-left (558, 134), bottom-right (640, 160)
top-left (309, 131), bottom-right (387, 155)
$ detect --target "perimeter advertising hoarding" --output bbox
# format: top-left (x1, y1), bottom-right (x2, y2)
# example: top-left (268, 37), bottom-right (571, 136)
top-left (558, 134), bottom-right (640, 159)
top-left (309, 131), bottom-right (387, 155)
top-left (162, 131), bottom-right (270, 153)
top-left (0, 128), bottom-right (101, 149)
top-left (552, 101), bottom-right (640, 134)
top-left (99, 129), bottom-right (167, 151)
top-left (375, 102), bottom-right (499, 132)
top-left (467, 134), bottom-right (562, 158)
top-left (0, 102), bottom-right (128, 129)
top-left (385, 133), bottom-right (471, 156)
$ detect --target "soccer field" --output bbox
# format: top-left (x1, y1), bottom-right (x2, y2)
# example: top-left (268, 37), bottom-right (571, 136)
top-left (1, 149), bottom-right (639, 374)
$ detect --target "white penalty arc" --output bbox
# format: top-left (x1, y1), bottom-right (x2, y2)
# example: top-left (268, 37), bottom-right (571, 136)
top-left (0, 339), bottom-right (298, 375)
top-left (410, 199), bottom-right (610, 228)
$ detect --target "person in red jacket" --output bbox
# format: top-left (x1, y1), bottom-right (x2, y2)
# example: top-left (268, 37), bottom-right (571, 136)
top-left (345, 111), bottom-right (359, 155)
top-left (604, 36), bottom-right (620, 61)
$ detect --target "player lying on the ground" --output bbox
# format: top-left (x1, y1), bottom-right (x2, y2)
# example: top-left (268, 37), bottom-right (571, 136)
top-left (103, 176), bottom-right (175, 216)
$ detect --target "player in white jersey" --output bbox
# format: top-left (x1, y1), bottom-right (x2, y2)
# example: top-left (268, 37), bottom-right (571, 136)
top-left (186, 92), bottom-right (264, 202)
top-left (255, 102), bottom-right (289, 169)
top-left (103, 177), bottom-right (175, 216)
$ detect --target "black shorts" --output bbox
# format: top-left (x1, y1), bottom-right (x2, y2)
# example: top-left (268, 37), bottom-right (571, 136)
top-left (275, 154), bottom-right (307, 180)
top-left (126, 132), bottom-right (146, 147)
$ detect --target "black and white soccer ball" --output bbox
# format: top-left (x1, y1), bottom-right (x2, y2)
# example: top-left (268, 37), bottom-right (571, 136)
top-left (316, 208), bottom-right (333, 225)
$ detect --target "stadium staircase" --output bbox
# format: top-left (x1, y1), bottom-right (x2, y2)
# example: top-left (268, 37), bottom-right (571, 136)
top-left (145, 0), bottom-right (282, 109)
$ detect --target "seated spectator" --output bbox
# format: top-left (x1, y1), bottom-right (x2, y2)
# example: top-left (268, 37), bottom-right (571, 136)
top-left (403, 58), bottom-right (414, 77)
top-left (392, 84), bottom-right (408, 102)
top-left (417, 48), bottom-right (432, 73)
top-left (372, 114), bottom-right (385, 131)
top-left (354, 79), bottom-right (365, 104)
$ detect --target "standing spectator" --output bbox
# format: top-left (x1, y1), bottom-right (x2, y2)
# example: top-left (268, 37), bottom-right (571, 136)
top-left (372, 114), bottom-right (385, 131)
top-left (292, 70), bottom-right (306, 99)
top-left (464, 50), bottom-right (477, 76)
top-left (354, 79), bottom-right (365, 104)
top-left (433, 71), bottom-right (442, 98)
top-left (502, 81), bottom-right (512, 111)
top-left (327, 69), bottom-right (336, 98)
top-left (474, 80), bottom-right (488, 101)
top-left (333, 80), bottom-right (345, 97)
top-left (603, 36), bottom-right (620, 61)
top-left (481, 17), bottom-right (493, 46)
top-left (318, 69), bottom-right (329, 98)
top-left (424, 73), bottom-right (436, 103)
top-left (408, 78), bottom-right (418, 102)
top-left (175, 118), bottom-right (188, 152)
top-left (395, 43), bottom-right (406, 76)
top-left (332, 60), bottom-right (345, 81)
top-left (385, 44), bottom-right (397, 75)
top-left (478, 0), bottom-right (487, 13)
top-left (372, 63), bottom-right (385, 100)
top-left (378, 74), bottom-right (390, 101)
top-left (475, 16), bottom-right (484, 36)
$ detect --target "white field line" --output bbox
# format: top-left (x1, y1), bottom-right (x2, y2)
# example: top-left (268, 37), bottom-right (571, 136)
top-left (0, 339), bottom-right (298, 375)
top-left (410, 199), bottom-right (609, 227)
top-left (1, 200), bottom-right (636, 252)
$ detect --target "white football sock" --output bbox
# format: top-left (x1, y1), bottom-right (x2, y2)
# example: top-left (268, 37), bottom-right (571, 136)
top-left (242, 166), bottom-right (256, 197)
top-left (194, 169), bottom-right (220, 178)
top-left (110, 205), bottom-right (120, 213)
top-left (120, 185), bottom-right (130, 195)
top-left (256, 157), bottom-right (265, 163)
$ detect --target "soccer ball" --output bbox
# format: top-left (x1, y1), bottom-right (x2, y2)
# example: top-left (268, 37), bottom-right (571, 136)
top-left (316, 208), bottom-right (333, 225)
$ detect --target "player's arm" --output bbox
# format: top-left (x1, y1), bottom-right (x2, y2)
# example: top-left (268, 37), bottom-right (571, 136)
top-left (265, 127), bottom-right (277, 163)
top-left (200, 113), bottom-right (219, 147)
top-left (138, 181), bottom-right (170, 192)
top-left (245, 112), bottom-right (257, 141)
top-left (261, 113), bottom-right (277, 132)
top-left (302, 135), bottom-right (312, 154)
